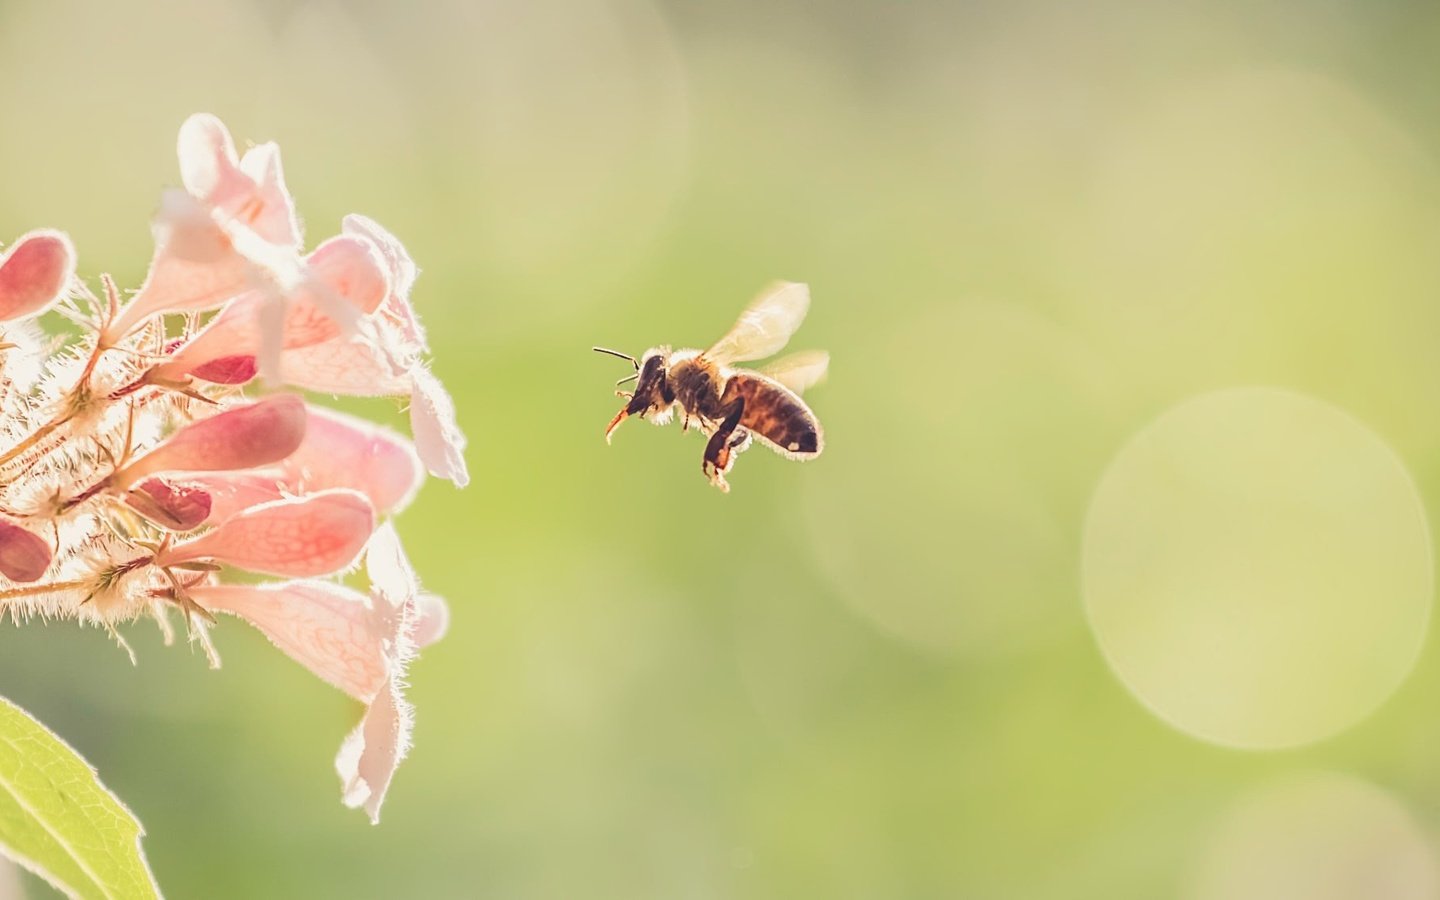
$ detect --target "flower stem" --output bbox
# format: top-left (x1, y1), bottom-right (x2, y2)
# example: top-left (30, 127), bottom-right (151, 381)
top-left (0, 338), bottom-right (110, 468)
top-left (0, 580), bottom-right (89, 602)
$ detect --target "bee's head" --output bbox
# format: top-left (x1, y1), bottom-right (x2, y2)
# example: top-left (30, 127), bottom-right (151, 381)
top-left (595, 346), bottom-right (674, 443)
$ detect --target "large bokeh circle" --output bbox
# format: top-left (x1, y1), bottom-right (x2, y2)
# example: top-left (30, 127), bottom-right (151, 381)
top-left (1083, 387), bottom-right (1431, 749)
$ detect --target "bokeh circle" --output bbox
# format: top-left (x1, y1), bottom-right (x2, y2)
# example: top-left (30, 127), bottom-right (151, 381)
top-left (1188, 772), bottom-right (1440, 900)
top-left (1083, 387), bottom-right (1431, 749)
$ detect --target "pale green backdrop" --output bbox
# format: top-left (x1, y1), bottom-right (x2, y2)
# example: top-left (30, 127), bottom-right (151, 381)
top-left (4, 0), bottom-right (1440, 897)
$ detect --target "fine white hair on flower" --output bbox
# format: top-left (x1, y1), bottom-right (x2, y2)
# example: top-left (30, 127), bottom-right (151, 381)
top-left (0, 113), bottom-right (462, 824)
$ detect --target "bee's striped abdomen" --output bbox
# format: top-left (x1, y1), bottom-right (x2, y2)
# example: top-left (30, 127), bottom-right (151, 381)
top-left (723, 373), bottom-right (823, 459)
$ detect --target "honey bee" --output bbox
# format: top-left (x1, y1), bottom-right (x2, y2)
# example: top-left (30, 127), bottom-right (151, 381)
top-left (594, 281), bottom-right (827, 492)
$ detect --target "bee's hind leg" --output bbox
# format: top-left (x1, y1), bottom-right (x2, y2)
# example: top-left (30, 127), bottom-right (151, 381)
top-left (702, 399), bottom-right (745, 492)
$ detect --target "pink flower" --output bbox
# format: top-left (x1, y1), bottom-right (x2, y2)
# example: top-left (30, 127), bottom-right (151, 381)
top-left (0, 113), bottom-right (461, 824)
top-left (110, 115), bottom-right (383, 381)
top-left (170, 214), bottom-right (470, 487)
top-left (189, 524), bottom-right (444, 823)
top-left (107, 114), bottom-right (301, 339)
top-left (149, 236), bottom-right (390, 384)
top-left (0, 230), bottom-right (76, 321)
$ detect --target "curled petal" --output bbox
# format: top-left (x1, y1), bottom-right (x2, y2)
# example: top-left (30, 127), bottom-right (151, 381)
top-left (0, 519), bottom-right (50, 582)
top-left (156, 489), bottom-right (376, 577)
top-left (116, 394), bottom-right (307, 489)
top-left (0, 230), bottom-right (75, 321)
top-left (125, 479), bottom-right (212, 531)
top-left (410, 367), bottom-right (469, 487)
top-left (286, 410), bottom-right (423, 515)
top-left (343, 214), bottom-right (426, 354)
top-left (343, 215), bottom-right (418, 320)
top-left (191, 581), bottom-right (388, 701)
top-left (335, 675), bottom-right (410, 825)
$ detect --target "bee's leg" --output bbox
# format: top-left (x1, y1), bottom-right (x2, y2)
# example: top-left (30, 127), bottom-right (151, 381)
top-left (702, 398), bottom-right (745, 492)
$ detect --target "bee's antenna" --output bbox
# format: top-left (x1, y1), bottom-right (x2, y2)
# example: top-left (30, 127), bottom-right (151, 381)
top-left (592, 346), bottom-right (639, 371)
top-left (615, 373), bottom-right (639, 386)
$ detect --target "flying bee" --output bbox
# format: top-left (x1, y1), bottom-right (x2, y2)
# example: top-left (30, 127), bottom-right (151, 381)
top-left (594, 281), bottom-right (828, 492)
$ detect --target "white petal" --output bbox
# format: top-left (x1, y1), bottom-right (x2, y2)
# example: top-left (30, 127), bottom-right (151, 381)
top-left (366, 522), bottom-right (417, 611)
top-left (409, 367), bottom-right (469, 487)
top-left (335, 675), bottom-right (412, 825)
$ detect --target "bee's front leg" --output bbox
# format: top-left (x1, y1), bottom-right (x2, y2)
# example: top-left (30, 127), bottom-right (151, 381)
top-left (702, 399), bottom-right (745, 492)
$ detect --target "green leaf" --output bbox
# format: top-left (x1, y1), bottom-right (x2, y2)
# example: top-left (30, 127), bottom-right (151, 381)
top-left (0, 696), bottom-right (159, 899)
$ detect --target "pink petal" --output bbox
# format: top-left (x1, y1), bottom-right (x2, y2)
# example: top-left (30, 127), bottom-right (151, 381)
top-left (178, 114), bottom-right (300, 249)
top-left (335, 674), bottom-right (411, 824)
top-left (188, 472), bottom-right (287, 525)
top-left (156, 489), bottom-right (376, 577)
top-left (412, 593), bottom-right (449, 648)
top-left (0, 230), bottom-right (75, 321)
top-left (125, 479), bottom-right (213, 531)
top-left (410, 367), bottom-right (469, 487)
top-left (177, 113), bottom-right (240, 202)
top-left (0, 519), bottom-right (51, 583)
top-left (233, 143), bottom-right (302, 249)
top-left (280, 235), bottom-right (390, 347)
top-left (285, 410), bottom-right (423, 514)
top-left (275, 338), bottom-right (412, 396)
top-left (116, 394), bottom-right (307, 488)
top-left (343, 216), bottom-right (417, 312)
top-left (192, 581), bottom-right (389, 701)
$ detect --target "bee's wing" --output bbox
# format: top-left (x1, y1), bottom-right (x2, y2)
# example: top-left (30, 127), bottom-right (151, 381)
top-left (759, 350), bottom-right (829, 395)
top-left (705, 281), bottom-right (810, 364)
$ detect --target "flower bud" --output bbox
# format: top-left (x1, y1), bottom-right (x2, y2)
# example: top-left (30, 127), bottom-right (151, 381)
top-left (0, 230), bottom-right (75, 321)
top-left (0, 519), bottom-right (51, 582)
top-left (124, 479), bottom-right (213, 531)
top-left (115, 394), bottom-right (307, 489)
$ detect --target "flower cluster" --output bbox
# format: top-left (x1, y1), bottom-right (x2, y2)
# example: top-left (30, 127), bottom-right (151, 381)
top-left (0, 114), bottom-right (466, 823)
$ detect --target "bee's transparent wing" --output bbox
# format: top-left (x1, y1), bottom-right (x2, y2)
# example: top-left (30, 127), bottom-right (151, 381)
top-left (760, 350), bottom-right (829, 395)
top-left (705, 281), bottom-right (810, 364)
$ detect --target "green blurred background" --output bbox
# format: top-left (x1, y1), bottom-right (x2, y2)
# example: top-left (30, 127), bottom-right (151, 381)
top-left (5, 0), bottom-right (1440, 897)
